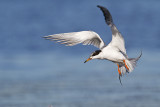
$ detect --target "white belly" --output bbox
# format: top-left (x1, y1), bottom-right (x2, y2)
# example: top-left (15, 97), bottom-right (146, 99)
top-left (101, 46), bottom-right (125, 62)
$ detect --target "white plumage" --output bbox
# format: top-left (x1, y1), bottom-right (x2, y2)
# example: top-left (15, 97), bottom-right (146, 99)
top-left (44, 5), bottom-right (142, 84)
top-left (45, 31), bottom-right (105, 49)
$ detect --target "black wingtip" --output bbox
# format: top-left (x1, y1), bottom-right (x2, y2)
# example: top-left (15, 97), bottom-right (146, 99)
top-left (97, 5), bottom-right (105, 9)
top-left (43, 36), bottom-right (48, 38)
top-left (43, 36), bottom-right (49, 40)
top-left (97, 5), bottom-right (101, 8)
top-left (97, 5), bottom-right (113, 27)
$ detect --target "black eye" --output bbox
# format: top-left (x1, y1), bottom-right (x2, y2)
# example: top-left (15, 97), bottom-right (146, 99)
top-left (92, 50), bottom-right (101, 56)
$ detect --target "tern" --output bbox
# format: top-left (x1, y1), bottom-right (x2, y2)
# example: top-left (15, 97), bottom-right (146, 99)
top-left (44, 5), bottom-right (142, 85)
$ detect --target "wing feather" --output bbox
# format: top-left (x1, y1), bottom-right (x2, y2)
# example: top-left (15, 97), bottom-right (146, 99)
top-left (98, 5), bottom-right (126, 53)
top-left (110, 25), bottom-right (126, 53)
top-left (44, 31), bottom-right (105, 49)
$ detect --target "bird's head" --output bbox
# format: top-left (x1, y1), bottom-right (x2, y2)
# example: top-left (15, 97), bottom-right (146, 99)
top-left (84, 50), bottom-right (102, 63)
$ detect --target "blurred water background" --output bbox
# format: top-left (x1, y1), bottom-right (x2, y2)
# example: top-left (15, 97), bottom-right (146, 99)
top-left (0, 0), bottom-right (160, 107)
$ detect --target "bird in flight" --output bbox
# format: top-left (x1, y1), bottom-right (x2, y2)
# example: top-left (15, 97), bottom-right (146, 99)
top-left (44, 5), bottom-right (142, 85)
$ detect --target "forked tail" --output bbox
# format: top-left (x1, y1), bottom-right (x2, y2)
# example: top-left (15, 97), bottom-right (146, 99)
top-left (119, 51), bottom-right (142, 75)
top-left (118, 51), bottom-right (142, 85)
top-left (125, 51), bottom-right (142, 73)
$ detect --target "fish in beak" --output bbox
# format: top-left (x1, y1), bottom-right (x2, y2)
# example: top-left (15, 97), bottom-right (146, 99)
top-left (84, 58), bottom-right (92, 63)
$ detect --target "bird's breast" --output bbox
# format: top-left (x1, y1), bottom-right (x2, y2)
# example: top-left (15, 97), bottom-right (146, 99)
top-left (102, 46), bottom-right (125, 62)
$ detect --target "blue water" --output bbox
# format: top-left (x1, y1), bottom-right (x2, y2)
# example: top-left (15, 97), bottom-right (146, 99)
top-left (0, 0), bottom-right (160, 107)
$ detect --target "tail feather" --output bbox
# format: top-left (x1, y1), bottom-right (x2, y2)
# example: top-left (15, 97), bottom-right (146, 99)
top-left (119, 51), bottom-right (142, 75)
top-left (118, 51), bottom-right (142, 85)
top-left (125, 51), bottom-right (142, 72)
top-left (119, 65), bottom-right (129, 75)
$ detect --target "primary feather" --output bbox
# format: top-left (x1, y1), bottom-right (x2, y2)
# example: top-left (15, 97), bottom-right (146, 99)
top-left (97, 5), bottom-right (126, 54)
top-left (44, 31), bottom-right (105, 49)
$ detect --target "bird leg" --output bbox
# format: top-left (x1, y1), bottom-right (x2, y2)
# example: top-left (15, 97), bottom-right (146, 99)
top-left (117, 64), bottom-right (122, 76)
top-left (117, 64), bottom-right (122, 85)
top-left (123, 60), bottom-right (129, 71)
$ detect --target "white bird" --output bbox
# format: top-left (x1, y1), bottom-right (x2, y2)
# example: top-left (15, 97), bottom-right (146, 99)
top-left (44, 5), bottom-right (142, 84)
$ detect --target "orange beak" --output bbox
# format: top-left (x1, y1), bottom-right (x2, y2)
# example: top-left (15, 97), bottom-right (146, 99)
top-left (84, 58), bottom-right (92, 63)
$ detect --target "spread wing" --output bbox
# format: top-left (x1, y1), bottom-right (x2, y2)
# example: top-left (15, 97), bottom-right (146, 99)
top-left (44, 31), bottom-right (105, 49)
top-left (97, 5), bottom-right (126, 53)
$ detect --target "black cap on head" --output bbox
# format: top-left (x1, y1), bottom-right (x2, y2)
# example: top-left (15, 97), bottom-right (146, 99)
top-left (91, 50), bottom-right (101, 56)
